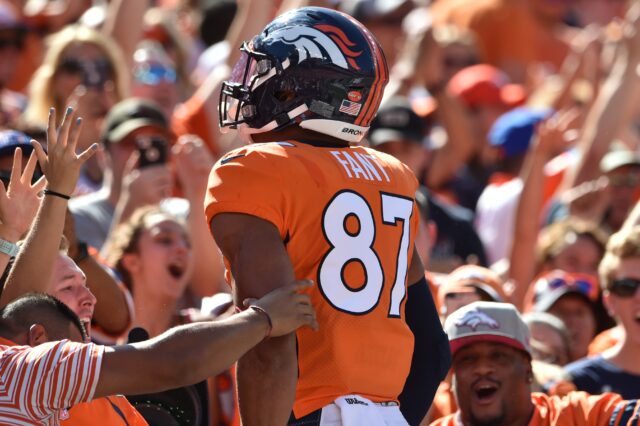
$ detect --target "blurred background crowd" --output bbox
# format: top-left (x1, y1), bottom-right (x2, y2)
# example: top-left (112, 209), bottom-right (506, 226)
top-left (0, 0), bottom-right (639, 424)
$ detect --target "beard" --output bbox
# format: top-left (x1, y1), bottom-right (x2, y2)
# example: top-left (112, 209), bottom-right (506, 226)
top-left (468, 412), bottom-right (505, 426)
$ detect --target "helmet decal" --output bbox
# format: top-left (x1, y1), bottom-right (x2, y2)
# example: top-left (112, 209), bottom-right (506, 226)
top-left (271, 26), bottom-right (360, 71)
top-left (314, 24), bottom-right (362, 70)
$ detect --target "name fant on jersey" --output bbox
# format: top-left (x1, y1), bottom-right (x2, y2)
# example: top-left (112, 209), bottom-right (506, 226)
top-left (330, 150), bottom-right (391, 183)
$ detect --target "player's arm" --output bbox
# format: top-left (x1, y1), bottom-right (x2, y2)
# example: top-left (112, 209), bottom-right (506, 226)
top-left (95, 280), bottom-right (316, 398)
top-left (210, 212), bottom-right (299, 426)
top-left (399, 246), bottom-right (452, 426)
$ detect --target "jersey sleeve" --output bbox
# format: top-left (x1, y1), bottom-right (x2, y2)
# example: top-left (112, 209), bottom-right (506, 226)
top-left (10, 340), bottom-right (104, 418)
top-left (205, 147), bottom-right (289, 238)
top-left (607, 398), bottom-right (640, 426)
top-left (564, 391), bottom-right (637, 426)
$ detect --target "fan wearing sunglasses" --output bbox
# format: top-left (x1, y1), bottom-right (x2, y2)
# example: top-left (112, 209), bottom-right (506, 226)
top-left (564, 226), bottom-right (640, 400)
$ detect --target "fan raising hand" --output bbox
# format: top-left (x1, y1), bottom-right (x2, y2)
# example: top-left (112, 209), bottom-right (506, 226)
top-left (31, 107), bottom-right (98, 197)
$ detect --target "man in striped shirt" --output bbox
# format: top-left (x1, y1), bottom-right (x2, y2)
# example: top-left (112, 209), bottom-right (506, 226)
top-left (0, 294), bottom-right (99, 425)
top-left (0, 284), bottom-right (317, 425)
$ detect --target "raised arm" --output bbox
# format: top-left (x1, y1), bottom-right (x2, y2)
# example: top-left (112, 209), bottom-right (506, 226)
top-left (95, 280), bottom-right (317, 398)
top-left (173, 136), bottom-right (226, 297)
top-left (426, 89), bottom-right (477, 189)
top-left (102, 0), bottom-right (149, 69)
top-left (211, 212), bottom-right (299, 426)
top-left (0, 108), bottom-right (96, 307)
top-left (508, 111), bottom-right (577, 310)
top-left (561, 6), bottom-right (640, 195)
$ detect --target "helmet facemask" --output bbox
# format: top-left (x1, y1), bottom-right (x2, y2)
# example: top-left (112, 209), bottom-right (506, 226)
top-left (219, 41), bottom-right (285, 132)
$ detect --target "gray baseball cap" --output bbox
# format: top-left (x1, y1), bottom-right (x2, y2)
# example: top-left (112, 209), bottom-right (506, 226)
top-left (444, 301), bottom-right (531, 357)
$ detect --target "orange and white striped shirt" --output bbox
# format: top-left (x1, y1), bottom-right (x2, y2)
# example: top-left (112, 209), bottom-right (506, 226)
top-left (0, 337), bottom-right (104, 425)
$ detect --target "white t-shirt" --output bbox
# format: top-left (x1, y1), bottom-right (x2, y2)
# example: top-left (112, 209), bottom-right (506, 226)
top-left (475, 177), bottom-right (523, 265)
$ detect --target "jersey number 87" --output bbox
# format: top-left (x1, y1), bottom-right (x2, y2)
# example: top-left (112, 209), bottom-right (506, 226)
top-left (318, 190), bottom-right (414, 317)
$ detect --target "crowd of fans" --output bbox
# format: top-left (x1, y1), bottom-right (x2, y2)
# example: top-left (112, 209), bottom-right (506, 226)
top-left (0, 0), bottom-right (639, 424)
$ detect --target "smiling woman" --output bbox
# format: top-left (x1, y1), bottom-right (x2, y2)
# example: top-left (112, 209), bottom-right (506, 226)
top-left (104, 206), bottom-right (194, 337)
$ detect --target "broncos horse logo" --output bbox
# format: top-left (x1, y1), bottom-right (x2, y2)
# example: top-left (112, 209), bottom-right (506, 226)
top-left (455, 308), bottom-right (500, 331)
top-left (271, 24), bottom-right (363, 70)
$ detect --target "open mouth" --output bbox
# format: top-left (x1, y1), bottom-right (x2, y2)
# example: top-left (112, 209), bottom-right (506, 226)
top-left (80, 319), bottom-right (91, 339)
top-left (472, 381), bottom-right (499, 404)
top-left (168, 263), bottom-right (185, 279)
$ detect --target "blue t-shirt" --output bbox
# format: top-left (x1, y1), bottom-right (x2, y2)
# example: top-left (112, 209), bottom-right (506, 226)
top-left (565, 355), bottom-right (640, 399)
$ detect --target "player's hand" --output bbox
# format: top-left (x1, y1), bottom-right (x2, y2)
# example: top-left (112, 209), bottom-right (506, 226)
top-left (244, 280), bottom-right (318, 336)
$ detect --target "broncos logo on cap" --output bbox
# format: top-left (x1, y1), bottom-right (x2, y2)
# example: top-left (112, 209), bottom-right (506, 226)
top-left (455, 308), bottom-right (500, 331)
top-left (271, 24), bottom-right (362, 71)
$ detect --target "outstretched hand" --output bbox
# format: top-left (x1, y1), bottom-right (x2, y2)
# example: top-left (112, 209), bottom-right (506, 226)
top-left (244, 279), bottom-right (319, 336)
top-left (0, 148), bottom-right (46, 242)
top-left (31, 107), bottom-right (98, 196)
top-left (534, 108), bottom-right (581, 158)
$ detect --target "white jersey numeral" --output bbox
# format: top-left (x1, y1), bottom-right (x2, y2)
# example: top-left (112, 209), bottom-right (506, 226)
top-left (318, 190), bottom-right (414, 316)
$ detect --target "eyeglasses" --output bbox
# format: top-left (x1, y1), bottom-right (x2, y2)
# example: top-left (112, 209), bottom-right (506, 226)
top-left (609, 278), bottom-right (640, 298)
top-left (134, 63), bottom-right (177, 86)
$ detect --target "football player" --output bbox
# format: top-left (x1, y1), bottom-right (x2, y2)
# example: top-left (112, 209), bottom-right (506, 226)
top-left (206, 7), bottom-right (450, 425)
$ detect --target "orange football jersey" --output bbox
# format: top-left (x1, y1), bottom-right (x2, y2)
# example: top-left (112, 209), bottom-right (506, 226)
top-left (205, 140), bottom-right (420, 417)
top-left (431, 392), bottom-right (640, 426)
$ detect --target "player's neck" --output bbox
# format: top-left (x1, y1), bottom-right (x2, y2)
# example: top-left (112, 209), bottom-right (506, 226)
top-left (250, 126), bottom-right (351, 148)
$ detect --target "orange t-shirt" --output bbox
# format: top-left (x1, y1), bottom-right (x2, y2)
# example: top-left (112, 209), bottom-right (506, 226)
top-left (432, 0), bottom-right (570, 83)
top-left (588, 326), bottom-right (624, 356)
top-left (171, 92), bottom-right (219, 157)
top-left (431, 391), bottom-right (640, 426)
top-left (205, 141), bottom-right (420, 418)
top-left (429, 373), bottom-right (457, 422)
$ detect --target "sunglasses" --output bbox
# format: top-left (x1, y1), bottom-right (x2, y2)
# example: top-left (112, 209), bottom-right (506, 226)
top-left (0, 29), bottom-right (25, 50)
top-left (134, 63), bottom-right (177, 86)
top-left (539, 274), bottom-right (599, 301)
top-left (609, 278), bottom-right (640, 298)
top-left (58, 58), bottom-right (114, 88)
top-left (444, 56), bottom-right (479, 69)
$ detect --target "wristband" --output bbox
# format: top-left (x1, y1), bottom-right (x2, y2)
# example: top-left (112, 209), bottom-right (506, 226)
top-left (43, 189), bottom-right (71, 200)
top-left (0, 238), bottom-right (19, 257)
top-left (249, 305), bottom-right (273, 339)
